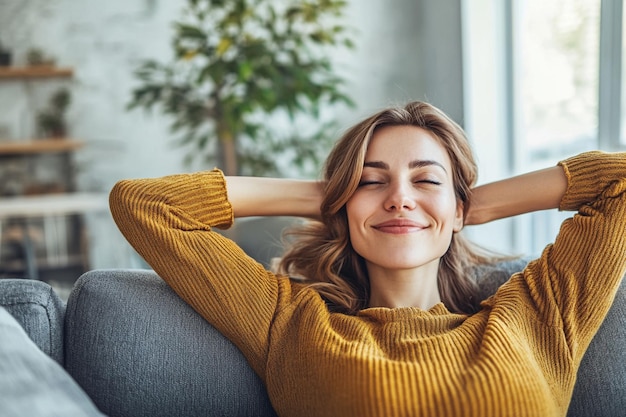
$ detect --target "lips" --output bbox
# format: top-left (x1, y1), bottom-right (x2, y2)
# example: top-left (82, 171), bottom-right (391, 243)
top-left (372, 218), bottom-right (428, 234)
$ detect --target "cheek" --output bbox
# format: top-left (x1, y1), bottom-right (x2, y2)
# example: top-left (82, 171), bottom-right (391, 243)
top-left (429, 193), bottom-right (461, 225)
top-left (345, 191), bottom-right (367, 220)
top-left (345, 198), bottom-right (362, 233)
top-left (345, 196), bottom-right (370, 246)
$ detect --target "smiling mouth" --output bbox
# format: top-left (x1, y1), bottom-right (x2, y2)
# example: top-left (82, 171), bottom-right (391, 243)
top-left (372, 220), bottom-right (427, 234)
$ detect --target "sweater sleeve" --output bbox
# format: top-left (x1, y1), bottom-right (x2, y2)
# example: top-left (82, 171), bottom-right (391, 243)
top-left (109, 169), bottom-right (285, 377)
top-left (517, 151), bottom-right (626, 360)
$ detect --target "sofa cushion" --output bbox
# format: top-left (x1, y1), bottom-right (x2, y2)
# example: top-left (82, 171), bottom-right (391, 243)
top-left (0, 278), bottom-right (65, 365)
top-left (0, 306), bottom-right (104, 416)
top-left (65, 269), bottom-right (277, 417)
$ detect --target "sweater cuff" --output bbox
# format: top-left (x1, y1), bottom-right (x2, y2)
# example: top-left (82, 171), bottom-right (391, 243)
top-left (557, 151), bottom-right (624, 211)
top-left (189, 169), bottom-right (233, 229)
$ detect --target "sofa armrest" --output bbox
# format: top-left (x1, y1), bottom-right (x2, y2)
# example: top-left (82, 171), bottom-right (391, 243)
top-left (0, 278), bottom-right (65, 365)
top-left (65, 269), bottom-right (277, 417)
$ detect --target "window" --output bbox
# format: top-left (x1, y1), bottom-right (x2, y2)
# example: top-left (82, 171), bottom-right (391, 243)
top-left (517, 0), bottom-right (601, 166)
top-left (462, 0), bottom-right (625, 255)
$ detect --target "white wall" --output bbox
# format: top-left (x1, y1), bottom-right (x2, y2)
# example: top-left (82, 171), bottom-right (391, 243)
top-left (0, 0), bottom-right (465, 268)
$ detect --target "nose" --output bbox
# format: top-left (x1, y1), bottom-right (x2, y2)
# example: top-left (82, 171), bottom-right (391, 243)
top-left (384, 182), bottom-right (417, 211)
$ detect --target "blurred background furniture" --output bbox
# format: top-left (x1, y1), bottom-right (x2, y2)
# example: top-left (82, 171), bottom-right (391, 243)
top-left (0, 66), bottom-right (107, 282)
top-left (0, 193), bottom-right (107, 280)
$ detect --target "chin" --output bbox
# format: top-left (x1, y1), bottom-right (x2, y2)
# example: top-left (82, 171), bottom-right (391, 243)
top-left (369, 255), bottom-right (441, 271)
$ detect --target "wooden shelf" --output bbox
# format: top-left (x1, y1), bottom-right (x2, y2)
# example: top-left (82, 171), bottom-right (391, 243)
top-left (0, 66), bottom-right (73, 79)
top-left (0, 139), bottom-right (83, 155)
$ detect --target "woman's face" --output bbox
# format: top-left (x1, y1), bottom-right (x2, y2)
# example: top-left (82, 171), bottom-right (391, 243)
top-left (345, 125), bottom-right (463, 275)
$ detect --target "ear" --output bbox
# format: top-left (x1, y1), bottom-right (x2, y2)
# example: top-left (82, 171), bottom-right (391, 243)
top-left (453, 200), bottom-right (464, 232)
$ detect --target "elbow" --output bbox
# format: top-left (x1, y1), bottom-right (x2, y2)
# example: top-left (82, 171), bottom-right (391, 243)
top-left (109, 179), bottom-right (138, 226)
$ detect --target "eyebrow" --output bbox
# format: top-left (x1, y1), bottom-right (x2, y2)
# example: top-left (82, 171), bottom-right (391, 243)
top-left (363, 159), bottom-right (448, 173)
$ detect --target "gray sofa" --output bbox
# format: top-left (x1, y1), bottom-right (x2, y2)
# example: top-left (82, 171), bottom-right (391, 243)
top-left (0, 260), bottom-right (624, 417)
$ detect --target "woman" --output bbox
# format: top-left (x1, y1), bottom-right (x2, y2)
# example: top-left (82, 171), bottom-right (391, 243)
top-left (110, 101), bottom-right (626, 417)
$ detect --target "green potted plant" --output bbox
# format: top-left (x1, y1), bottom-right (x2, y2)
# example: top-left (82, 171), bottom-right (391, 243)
top-left (128, 0), bottom-right (354, 177)
top-left (37, 88), bottom-right (71, 138)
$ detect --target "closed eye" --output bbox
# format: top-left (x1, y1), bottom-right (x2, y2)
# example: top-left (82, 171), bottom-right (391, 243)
top-left (358, 180), bottom-right (385, 187)
top-left (415, 179), bottom-right (442, 186)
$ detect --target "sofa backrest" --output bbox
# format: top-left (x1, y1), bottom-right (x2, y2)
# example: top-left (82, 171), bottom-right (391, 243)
top-left (63, 261), bottom-right (625, 417)
top-left (64, 269), bottom-right (277, 417)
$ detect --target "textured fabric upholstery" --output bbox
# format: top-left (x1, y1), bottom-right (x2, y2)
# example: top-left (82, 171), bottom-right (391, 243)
top-left (65, 269), bottom-right (277, 417)
top-left (0, 306), bottom-right (104, 417)
top-left (0, 278), bottom-right (65, 365)
top-left (472, 257), bottom-right (531, 302)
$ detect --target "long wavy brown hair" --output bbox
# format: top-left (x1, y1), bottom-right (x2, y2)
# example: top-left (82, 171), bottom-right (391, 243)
top-left (279, 101), bottom-right (496, 315)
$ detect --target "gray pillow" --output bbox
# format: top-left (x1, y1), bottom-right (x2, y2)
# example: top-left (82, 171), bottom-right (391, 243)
top-left (0, 306), bottom-right (104, 416)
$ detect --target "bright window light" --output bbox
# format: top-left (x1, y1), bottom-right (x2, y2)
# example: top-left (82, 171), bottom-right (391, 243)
top-left (517, 0), bottom-right (601, 162)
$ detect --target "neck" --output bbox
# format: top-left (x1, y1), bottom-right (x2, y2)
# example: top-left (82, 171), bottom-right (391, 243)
top-left (367, 259), bottom-right (441, 310)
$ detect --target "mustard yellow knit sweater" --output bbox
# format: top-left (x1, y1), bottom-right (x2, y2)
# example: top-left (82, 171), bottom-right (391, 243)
top-left (110, 151), bottom-right (626, 417)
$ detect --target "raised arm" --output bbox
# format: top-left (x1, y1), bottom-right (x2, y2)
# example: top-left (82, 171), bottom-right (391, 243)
top-left (109, 170), bottom-right (323, 378)
top-left (476, 151), bottom-right (626, 361)
top-left (225, 176), bottom-right (323, 218)
top-left (465, 165), bottom-right (568, 225)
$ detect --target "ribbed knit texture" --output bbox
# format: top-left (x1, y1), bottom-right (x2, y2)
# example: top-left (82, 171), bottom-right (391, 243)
top-left (110, 151), bottom-right (626, 417)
